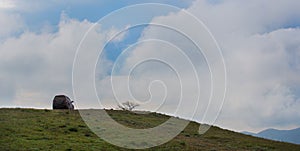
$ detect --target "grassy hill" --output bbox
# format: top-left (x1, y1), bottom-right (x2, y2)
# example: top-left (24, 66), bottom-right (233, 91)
top-left (1, 108), bottom-right (300, 151)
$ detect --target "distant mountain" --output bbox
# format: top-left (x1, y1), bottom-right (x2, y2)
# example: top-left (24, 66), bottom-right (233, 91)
top-left (241, 131), bottom-right (256, 136)
top-left (243, 127), bottom-right (300, 145)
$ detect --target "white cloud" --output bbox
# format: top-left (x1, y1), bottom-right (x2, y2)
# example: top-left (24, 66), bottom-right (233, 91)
top-left (0, 12), bottom-right (24, 39)
top-left (95, 0), bottom-right (300, 132)
top-left (182, 0), bottom-right (300, 132)
top-left (220, 28), bottom-right (300, 132)
top-left (0, 14), bottom-right (114, 108)
top-left (97, 9), bottom-right (224, 123)
top-left (0, 0), bottom-right (16, 9)
top-left (186, 0), bottom-right (300, 131)
top-left (106, 25), bottom-right (130, 42)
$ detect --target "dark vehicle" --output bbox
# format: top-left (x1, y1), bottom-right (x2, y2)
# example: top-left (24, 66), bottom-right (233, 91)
top-left (52, 95), bottom-right (74, 109)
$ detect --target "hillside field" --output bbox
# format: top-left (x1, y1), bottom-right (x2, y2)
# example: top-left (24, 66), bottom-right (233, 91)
top-left (1, 108), bottom-right (300, 151)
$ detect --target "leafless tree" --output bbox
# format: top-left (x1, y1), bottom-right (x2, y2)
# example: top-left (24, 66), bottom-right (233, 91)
top-left (118, 101), bottom-right (140, 111)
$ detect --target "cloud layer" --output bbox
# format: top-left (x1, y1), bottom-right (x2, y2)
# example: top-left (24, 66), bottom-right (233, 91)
top-left (0, 15), bottom-right (101, 108)
top-left (156, 0), bottom-right (300, 131)
top-left (0, 0), bottom-right (299, 132)
top-left (96, 0), bottom-right (300, 132)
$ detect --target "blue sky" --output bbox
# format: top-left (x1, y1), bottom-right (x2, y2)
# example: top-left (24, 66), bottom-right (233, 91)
top-left (1, 0), bottom-right (300, 133)
top-left (103, 25), bottom-right (147, 61)
top-left (13, 0), bottom-right (193, 33)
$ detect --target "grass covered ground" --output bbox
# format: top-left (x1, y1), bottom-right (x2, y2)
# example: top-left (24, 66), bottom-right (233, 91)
top-left (1, 108), bottom-right (300, 151)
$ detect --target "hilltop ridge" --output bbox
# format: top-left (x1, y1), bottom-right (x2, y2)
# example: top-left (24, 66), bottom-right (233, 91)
top-left (1, 108), bottom-right (300, 151)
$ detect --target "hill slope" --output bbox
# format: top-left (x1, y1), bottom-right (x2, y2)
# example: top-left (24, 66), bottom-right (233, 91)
top-left (1, 108), bottom-right (300, 151)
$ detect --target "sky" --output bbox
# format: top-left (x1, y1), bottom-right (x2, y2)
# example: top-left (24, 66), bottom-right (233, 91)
top-left (0, 0), bottom-right (300, 133)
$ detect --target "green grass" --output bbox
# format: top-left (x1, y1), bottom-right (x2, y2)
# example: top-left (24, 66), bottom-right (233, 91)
top-left (0, 108), bottom-right (299, 151)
